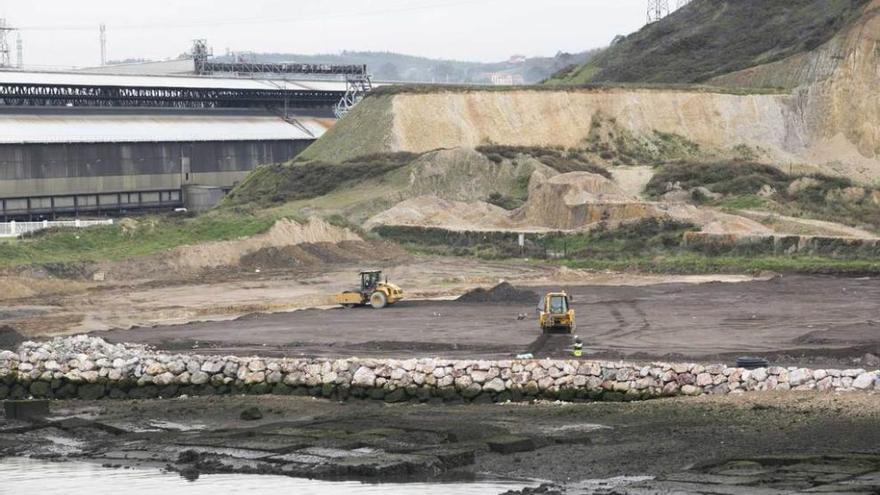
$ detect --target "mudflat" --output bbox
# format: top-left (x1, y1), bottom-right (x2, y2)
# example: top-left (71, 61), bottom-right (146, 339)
top-left (1, 392), bottom-right (879, 493)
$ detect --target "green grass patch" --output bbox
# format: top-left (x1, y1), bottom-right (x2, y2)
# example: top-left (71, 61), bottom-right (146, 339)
top-left (541, 219), bottom-right (697, 258)
top-left (716, 194), bottom-right (767, 210)
top-left (583, 114), bottom-right (702, 166)
top-left (475, 145), bottom-right (612, 178)
top-left (0, 213), bottom-right (275, 267)
top-left (563, 255), bottom-right (880, 276)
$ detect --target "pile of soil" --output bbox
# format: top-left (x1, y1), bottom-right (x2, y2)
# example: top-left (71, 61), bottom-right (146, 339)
top-left (239, 241), bottom-right (407, 271)
top-left (457, 282), bottom-right (538, 304)
top-left (0, 326), bottom-right (26, 350)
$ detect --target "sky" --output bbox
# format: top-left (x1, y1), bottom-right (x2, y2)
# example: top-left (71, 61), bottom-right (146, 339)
top-left (0, 0), bottom-right (648, 69)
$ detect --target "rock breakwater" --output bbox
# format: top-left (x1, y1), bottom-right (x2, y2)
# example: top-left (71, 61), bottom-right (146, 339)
top-left (1, 337), bottom-right (877, 402)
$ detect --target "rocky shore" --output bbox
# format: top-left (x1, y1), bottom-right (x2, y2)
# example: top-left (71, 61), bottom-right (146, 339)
top-left (1, 336), bottom-right (878, 402)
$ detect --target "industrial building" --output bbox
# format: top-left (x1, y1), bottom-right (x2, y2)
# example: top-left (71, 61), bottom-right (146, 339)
top-left (0, 70), bottom-right (347, 219)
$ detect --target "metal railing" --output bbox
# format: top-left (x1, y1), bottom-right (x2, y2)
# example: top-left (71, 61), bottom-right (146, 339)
top-left (0, 219), bottom-right (114, 238)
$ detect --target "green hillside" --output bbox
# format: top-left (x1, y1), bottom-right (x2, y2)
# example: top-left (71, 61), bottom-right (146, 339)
top-left (548, 0), bottom-right (870, 85)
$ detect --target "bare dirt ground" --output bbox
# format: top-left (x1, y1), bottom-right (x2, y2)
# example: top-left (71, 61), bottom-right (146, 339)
top-left (0, 256), bottom-right (753, 336)
top-left (92, 274), bottom-right (880, 368)
top-left (2, 392), bottom-right (879, 493)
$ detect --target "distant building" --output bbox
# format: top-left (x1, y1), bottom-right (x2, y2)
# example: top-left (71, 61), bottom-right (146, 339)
top-left (508, 55), bottom-right (527, 65)
top-left (0, 71), bottom-right (341, 218)
top-left (489, 73), bottom-right (525, 86)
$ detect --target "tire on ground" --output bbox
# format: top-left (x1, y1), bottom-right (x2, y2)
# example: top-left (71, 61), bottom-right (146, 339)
top-left (370, 291), bottom-right (388, 309)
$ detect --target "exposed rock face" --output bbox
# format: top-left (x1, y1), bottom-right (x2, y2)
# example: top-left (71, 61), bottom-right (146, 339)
top-left (297, 2), bottom-right (880, 184)
top-left (1, 337), bottom-right (878, 402)
top-left (512, 172), bottom-right (657, 230)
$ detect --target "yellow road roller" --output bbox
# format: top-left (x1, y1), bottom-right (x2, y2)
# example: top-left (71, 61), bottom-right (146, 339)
top-left (335, 270), bottom-right (404, 309)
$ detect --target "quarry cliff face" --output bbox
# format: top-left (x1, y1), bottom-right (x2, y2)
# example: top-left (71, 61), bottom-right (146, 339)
top-left (304, 2), bottom-right (878, 183)
top-left (712, 0), bottom-right (880, 175)
top-left (312, 85), bottom-right (877, 182)
top-left (390, 89), bottom-right (799, 158)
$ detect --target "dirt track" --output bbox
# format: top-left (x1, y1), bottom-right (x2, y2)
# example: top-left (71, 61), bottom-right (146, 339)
top-left (99, 275), bottom-right (880, 366)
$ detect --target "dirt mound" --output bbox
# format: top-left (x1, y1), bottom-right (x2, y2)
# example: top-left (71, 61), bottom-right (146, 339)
top-left (0, 326), bottom-right (26, 350)
top-left (239, 240), bottom-right (407, 270)
top-left (366, 188), bottom-right (772, 236)
top-left (0, 276), bottom-right (87, 301)
top-left (365, 196), bottom-right (516, 232)
top-left (457, 282), bottom-right (539, 304)
top-left (660, 204), bottom-right (773, 236)
top-left (166, 217), bottom-right (363, 272)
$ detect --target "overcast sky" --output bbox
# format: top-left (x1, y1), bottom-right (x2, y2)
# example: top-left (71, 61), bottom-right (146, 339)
top-left (2, 0), bottom-right (649, 68)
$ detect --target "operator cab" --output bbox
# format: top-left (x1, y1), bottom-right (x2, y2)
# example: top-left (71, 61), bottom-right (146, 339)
top-left (360, 270), bottom-right (383, 292)
top-left (548, 294), bottom-right (569, 314)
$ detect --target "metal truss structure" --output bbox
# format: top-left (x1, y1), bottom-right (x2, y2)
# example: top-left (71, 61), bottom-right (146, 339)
top-left (0, 81), bottom-right (343, 110)
top-left (333, 73), bottom-right (373, 118)
top-left (0, 19), bottom-right (14, 68)
top-left (647, 0), bottom-right (671, 24)
top-left (192, 40), bottom-right (372, 117)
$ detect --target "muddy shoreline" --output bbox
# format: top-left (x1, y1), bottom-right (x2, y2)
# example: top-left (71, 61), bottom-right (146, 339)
top-left (2, 393), bottom-right (880, 493)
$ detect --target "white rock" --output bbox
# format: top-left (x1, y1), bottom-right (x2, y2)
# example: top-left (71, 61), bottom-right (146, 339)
top-left (145, 362), bottom-right (166, 375)
top-left (154, 372), bottom-right (175, 386)
top-left (244, 371), bottom-right (265, 385)
top-left (681, 385), bottom-right (702, 396)
top-left (853, 373), bottom-right (877, 390)
top-left (201, 361), bottom-right (224, 374)
top-left (223, 361), bottom-right (239, 377)
top-left (843, 369), bottom-right (866, 378)
top-left (789, 369), bottom-right (810, 386)
top-left (190, 371), bottom-right (210, 385)
top-left (352, 367), bottom-right (376, 387)
top-left (751, 368), bottom-right (768, 382)
top-left (483, 377), bottom-right (506, 393)
top-left (695, 373), bottom-right (713, 387)
top-left (167, 360), bottom-right (186, 375)
top-left (471, 370), bottom-right (488, 383)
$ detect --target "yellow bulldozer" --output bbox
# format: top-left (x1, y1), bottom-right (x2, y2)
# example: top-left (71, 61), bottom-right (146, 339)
top-left (335, 270), bottom-right (404, 309)
top-left (538, 291), bottom-right (575, 334)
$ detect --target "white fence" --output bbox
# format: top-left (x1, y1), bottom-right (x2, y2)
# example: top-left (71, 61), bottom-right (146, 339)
top-left (0, 219), bottom-right (114, 238)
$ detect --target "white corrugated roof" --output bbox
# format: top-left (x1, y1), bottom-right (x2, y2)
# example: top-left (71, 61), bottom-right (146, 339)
top-left (0, 69), bottom-right (348, 92)
top-left (0, 112), bottom-right (333, 144)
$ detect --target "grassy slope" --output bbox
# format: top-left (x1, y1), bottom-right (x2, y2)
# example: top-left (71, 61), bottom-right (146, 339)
top-left (296, 95), bottom-right (395, 163)
top-left (645, 161), bottom-right (880, 233)
top-left (563, 255), bottom-right (880, 276)
top-left (548, 0), bottom-right (870, 85)
top-left (0, 213), bottom-right (275, 267)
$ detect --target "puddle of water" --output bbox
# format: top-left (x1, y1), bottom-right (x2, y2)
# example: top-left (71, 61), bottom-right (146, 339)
top-left (0, 458), bottom-right (531, 495)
